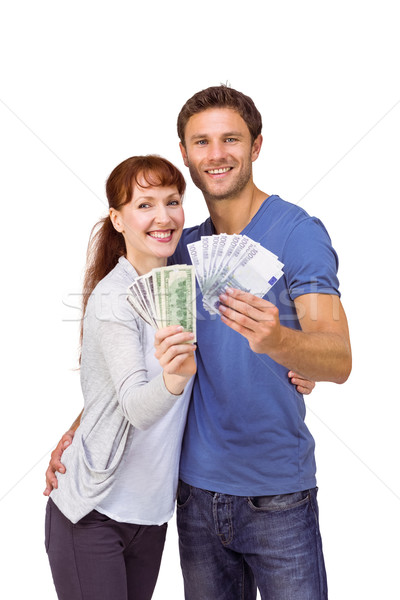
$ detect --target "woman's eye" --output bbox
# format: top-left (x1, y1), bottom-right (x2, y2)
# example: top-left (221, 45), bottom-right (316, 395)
top-left (138, 203), bottom-right (150, 209)
top-left (168, 200), bottom-right (180, 206)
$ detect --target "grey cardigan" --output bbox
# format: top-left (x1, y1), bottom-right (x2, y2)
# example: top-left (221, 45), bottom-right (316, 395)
top-left (50, 257), bottom-right (183, 523)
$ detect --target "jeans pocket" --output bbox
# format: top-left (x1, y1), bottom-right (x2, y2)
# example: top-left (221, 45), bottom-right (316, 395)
top-left (44, 499), bottom-right (52, 553)
top-left (177, 480), bottom-right (192, 508)
top-left (248, 489), bottom-right (311, 512)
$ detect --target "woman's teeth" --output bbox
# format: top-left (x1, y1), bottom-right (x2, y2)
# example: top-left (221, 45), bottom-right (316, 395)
top-left (148, 231), bottom-right (172, 239)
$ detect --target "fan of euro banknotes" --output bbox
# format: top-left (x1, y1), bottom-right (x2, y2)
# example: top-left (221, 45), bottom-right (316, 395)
top-left (187, 234), bottom-right (284, 315)
top-left (127, 265), bottom-right (197, 340)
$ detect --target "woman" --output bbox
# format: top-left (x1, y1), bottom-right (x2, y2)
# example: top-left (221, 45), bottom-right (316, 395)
top-left (45, 155), bottom-right (197, 600)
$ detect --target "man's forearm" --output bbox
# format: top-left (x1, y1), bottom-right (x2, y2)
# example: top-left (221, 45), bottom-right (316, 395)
top-left (69, 410), bottom-right (83, 432)
top-left (218, 291), bottom-right (352, 384)
top-left (268, 326), bottom-right (352, 384)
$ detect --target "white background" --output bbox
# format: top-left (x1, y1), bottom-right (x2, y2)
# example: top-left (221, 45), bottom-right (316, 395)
top-left (1, 1), bottom-right (399, 598)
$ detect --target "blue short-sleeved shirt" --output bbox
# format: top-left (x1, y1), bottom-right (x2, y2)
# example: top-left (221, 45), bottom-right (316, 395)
top-left (171, 195), bottom-right (340, 496)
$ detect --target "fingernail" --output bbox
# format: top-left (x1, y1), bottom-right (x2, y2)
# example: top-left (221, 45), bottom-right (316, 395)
top-left (219, 304), bottom-right (227, 312)
top-left (176, 326), bottom-right (184, 332)
top-left (226, 288), bottom-right (234, 295)
top-left (220, 294), bottom-right (228, 302)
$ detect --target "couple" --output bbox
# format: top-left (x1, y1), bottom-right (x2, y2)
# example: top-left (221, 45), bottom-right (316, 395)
top-left (44, 85), bottom-right (352, 600)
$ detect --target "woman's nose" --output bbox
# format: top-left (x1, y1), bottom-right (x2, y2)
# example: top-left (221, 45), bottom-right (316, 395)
top-left (154, 205), bottom-right (170, 224)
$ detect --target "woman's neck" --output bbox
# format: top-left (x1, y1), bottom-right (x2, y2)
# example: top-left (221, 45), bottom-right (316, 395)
top-left (125, 252), bottom-right (167, 276)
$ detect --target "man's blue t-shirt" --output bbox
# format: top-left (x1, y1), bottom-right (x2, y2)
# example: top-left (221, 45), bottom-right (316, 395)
top-left (172, 195), bottom-right (340, 496)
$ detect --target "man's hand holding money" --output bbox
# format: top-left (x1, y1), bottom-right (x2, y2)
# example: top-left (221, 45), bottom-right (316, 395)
top-left (218, 288), bottom-right (283, 355)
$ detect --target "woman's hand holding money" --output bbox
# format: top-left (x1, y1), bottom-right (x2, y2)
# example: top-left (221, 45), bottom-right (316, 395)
top-left (154, 326), bottom-right (197, 395)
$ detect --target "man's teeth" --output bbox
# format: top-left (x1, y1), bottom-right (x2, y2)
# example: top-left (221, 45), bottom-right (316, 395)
top-left (207, 167), bottom-right (231, 174)
top-left (149, 231), bottom-right (172, 239)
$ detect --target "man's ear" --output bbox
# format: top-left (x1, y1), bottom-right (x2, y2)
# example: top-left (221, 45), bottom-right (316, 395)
top-left (251, 134), bottom-right (263, 162)
top-left (179, 142), bottom-right (189, 167)
top-left (109, 208), bottom-right (124, 233)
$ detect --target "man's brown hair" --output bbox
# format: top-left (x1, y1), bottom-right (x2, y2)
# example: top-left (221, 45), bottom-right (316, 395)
top-left (177, 85), bottom-right (262, 146)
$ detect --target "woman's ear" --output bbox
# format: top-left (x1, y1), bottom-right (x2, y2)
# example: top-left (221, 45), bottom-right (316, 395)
top-left (109, 208), bottom-right (124, 233)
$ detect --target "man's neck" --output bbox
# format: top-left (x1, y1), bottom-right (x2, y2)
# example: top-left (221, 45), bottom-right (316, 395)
top-left (205, 185), bottom-right (269, 234)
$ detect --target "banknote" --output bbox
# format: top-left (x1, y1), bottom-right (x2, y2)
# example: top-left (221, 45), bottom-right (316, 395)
top-left (157, 266), bottom-right (196, 340)
top-left (188, 234), bottom-right (284, 315)
top-left (127, 265), bottom-right (196, 340)
top-left (127, 292), bottom-right (154, 328)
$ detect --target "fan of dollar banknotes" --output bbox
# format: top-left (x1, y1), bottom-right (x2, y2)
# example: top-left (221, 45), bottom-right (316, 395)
top-left (127, 265), bottom-right (197, 339)
top-left (126, 234), bottom-right (284, 335)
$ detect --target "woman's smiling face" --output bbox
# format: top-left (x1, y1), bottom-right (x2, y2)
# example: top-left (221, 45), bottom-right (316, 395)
top-left (110, 177), bottom-right (185, 275)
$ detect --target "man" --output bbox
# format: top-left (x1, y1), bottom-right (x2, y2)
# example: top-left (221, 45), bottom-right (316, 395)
top-left (46, 86), bottom-right (351, 599)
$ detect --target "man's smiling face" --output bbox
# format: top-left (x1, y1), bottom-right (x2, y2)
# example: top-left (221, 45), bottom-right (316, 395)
top-left (180, 107), bottom-right (262, 202)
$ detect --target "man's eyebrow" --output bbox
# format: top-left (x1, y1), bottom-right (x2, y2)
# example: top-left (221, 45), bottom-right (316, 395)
top-left (188, 131), bottom-right (245, 141)
top-left (223, 131), bottom-right (244, 138)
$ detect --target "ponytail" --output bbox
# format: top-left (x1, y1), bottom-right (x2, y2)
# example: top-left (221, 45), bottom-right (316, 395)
top-left (80, 216), bottom-right (125, 348)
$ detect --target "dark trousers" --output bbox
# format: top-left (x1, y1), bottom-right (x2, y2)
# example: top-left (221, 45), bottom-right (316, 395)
top-left (45, 498), bottom-right (167, 600)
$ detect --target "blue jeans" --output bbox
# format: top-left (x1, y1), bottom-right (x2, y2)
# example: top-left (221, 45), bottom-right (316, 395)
top-left (176, 482), bottom-right (327, 600)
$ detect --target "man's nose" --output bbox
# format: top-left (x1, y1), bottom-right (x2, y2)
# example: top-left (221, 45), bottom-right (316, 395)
top-left (207, 141), bottom-right (227, 162)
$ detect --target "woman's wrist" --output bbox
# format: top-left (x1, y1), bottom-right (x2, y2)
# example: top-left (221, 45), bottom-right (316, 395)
top-left (162, 372), bottom-right (189, 396)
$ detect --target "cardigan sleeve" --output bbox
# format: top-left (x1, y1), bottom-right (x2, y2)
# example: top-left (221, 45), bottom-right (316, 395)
top-left (96, 316), bottom-right (182, 430)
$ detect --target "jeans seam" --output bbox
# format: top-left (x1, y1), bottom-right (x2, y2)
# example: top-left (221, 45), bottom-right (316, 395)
top-left (177, 481), bottom-right (193, 509)
top-left (213, 496), bottom-right (234, 546)
top-left (241, 556), bottom-right (246, 600)
top-left (310, 492), bottom-right (327, 599)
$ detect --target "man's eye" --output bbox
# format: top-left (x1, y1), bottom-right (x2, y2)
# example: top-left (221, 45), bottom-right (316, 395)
top-left (225, 138), bottom-right (237, 143)
top-left (196, 140), bottom-right (207, 145)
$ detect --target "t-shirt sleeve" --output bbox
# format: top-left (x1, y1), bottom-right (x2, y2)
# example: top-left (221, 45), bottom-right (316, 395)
top-left (282, 217), bottom-right (341, 300)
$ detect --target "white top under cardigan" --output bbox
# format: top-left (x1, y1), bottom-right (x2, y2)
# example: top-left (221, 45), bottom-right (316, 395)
top-left (50, 257), bottom-right (193, 525)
